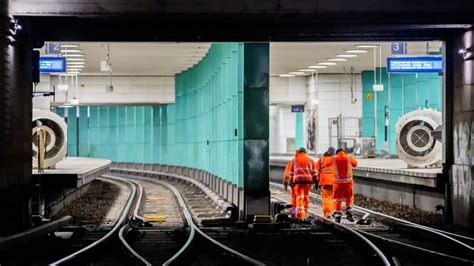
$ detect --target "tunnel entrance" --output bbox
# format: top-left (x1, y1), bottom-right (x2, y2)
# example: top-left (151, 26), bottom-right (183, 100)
top-left (2, 5), bottom-right (473, 233)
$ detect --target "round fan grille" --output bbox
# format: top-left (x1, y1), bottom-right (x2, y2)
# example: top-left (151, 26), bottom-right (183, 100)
top-left (32, 109), bottom-right (67, 169)
top-left (395, 109), bottom-right (442, 167)
top-left (32, 119), bottom-right (65, 160)
top-left (399, 121), bottom-right (435, 157)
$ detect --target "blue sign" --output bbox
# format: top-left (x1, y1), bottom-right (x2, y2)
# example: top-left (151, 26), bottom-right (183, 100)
top-left (387, 57), bottom-right (443, 73)
top-left (39, 57), bottom-right (66, 73)
top-left (46, 42), bottom-right (61, 55)
top-left (291, 105), bottom-right (305, 113)
top-left (391, 42), bottom-right (406, 55)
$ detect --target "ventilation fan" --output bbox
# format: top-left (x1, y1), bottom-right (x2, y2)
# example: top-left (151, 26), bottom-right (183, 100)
top-left (32, 109), bottom-right (67, 168)
top-left (395, 109), bottom-right (442, 168)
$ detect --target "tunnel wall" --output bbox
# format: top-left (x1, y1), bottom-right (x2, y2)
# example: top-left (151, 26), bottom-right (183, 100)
top-left (0, 1), bottom-right (33, 235)
top-left (451, 30), bottom-right (474, 227)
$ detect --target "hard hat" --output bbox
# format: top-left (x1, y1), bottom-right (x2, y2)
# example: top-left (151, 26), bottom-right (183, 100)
top-left (298, 147), bottom-right (306, 153)
top-left (327, 146), bottom-right (335, 155)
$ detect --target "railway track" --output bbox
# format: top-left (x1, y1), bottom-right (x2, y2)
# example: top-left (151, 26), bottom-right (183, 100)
top-left (270, 181), bottom-right (474, 265)
top-left (113, 168), bottom-right (388, 265)
top-left (104, 173), bottom-right (264, 265)
top-left (0, 177), bottom-right (137, 265)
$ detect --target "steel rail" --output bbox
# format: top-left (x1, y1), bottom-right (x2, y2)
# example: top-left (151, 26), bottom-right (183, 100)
top-left (111, 173), bottom-right (264, 265)
top-left (271, 194), bottom-right (391, 266)
top-left (356, 229), bottom-right (474, 264)
top-left (270, 181), bottom-right (474, 248)
top-left (50, 176), bottom-right (137, 265)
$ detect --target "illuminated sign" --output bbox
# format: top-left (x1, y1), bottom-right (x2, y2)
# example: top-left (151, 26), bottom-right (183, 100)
top-left (387, 57), bottom-right (443, 73)
top-left (39, 57), bottom-right (66, 73)
top-left (291, 105), bottom-right (305, 112)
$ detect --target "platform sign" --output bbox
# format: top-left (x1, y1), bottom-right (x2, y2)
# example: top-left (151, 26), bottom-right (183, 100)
top-left (387, 57), bottom-right (443, 73)
top-left (39, 57), bottom-right (66, 73)
top-left (391, 42), bottom-right (406, 54)
top-left (291, 105), bottom-right (305, 113)
top-left (46, 42), bottom-right (61, 55)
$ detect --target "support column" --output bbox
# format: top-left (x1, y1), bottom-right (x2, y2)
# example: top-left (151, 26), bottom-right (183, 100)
top-left (243, 43), bottom-right (270, 220)
top-left (450, 29), bottom-right (474, 227)
top-left (295, 112), bottom-right (304, 149)
top-left (0, 3), bottom-right (33, 235)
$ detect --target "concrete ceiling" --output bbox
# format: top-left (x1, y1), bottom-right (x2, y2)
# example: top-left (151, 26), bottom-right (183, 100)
top-left (39, 41), bottom-right (442, 76)
top-left (270, 41), bottom-right (443, 76)
top-left (40, 42), bottom-right (212, 76)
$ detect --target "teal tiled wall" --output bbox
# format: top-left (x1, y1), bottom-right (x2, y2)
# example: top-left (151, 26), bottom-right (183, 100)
top-left (361, 68), bottom-right (442, 154)
top-left (57, 43), bottom-right (245, 187)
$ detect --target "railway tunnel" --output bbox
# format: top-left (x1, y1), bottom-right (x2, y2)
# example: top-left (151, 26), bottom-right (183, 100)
top-left (0, 0), bottom-right (473, 264)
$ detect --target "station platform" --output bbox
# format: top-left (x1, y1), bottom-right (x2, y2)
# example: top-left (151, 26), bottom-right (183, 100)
top-left (271, 156), bottom-right (442, 187)
top-left (270, 156), bottom-right (445, 213)
top-left (32, 157), bottom-right (111, 216)
top-left (32, 157), bottom-right (111, 188)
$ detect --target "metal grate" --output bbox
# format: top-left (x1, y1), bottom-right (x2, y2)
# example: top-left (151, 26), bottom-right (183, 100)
top-left (32, 119), bottom-right (65, 160)
top-left (399, 120), bottom-right (435, 157)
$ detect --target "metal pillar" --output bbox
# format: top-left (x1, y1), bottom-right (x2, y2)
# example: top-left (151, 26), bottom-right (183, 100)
top-left (242, 43), bottom-right (270, 221)
top-left (0, 3), bottom-right (34, 235)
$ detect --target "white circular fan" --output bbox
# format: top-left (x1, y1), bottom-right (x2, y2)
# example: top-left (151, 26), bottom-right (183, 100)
top-left (395, 109), bottom-right (442, 168)
top-left (32, 109), bottom-right (67, 168)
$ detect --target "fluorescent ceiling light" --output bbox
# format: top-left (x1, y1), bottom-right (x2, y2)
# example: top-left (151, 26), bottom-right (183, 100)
top-left (60, 44), bottom-right (79, 48)
top-left (60, 49), bottom-right (82, 53)
top-left (289, 71), bottom-right (306, 75)
top-left (58, 105), bottom-right (75, 108)
top-left (66, 58), bottom-right (85, 61)
top-left (327, 58), bottom-right (348, 62)
top-left (318, 62), bottom-right (338, 66)
top-left (355, 44), bottom-right (379, 48)
top-left (67, 62), bottom-right (85, 65)
top-left (345, 49), bottom-right (368, 53)
top-left (337, 54), bottom-right (358, 58)
top-left (67, 66), bottom-right (84, 69)
top-left (279, 74), bottom-right (295, 77)
top-left (308, 65), bottom-right (328, 69)
top-left (62, 54), bottom-right (84, 57)
top-left (299, 69), bottom-right (317, 72)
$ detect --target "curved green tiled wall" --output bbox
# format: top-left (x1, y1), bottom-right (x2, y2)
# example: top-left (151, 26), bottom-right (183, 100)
top-left (57, 43), bottom-right (245, 187)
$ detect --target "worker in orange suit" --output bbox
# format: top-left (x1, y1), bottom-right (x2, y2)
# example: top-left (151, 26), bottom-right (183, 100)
top-left (315, 147), bottom-right (336, 219)
top-left (288, 147), bottom-right (318, 220)
top-left (333, 148), bottom-right (358, 223)
top-left (283, 159), bottom-right (297, 217)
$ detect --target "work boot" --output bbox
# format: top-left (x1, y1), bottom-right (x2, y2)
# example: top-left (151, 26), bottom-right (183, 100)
top-left (345, 207), bottom-right (355, 222)
top-left (334, 212), bottom-right (342, 223)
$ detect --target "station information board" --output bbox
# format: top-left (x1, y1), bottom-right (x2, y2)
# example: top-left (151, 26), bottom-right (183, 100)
top-left (291, 105), bottom-right (305, 112)
top-left (387, 57), bottom-right (443, 73)
top-left (39, 57), bottom-right (66, 73)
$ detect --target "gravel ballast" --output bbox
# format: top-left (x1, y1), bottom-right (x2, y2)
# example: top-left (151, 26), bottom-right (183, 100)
top-left (52, 179), bottom-right (121, 230)
top-left (354, 194), bottom-right (444, 226)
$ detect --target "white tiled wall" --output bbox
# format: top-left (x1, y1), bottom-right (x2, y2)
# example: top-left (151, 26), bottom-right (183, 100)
top-left (316, 74), bottom-right (362, 154)
top-left (269, 76), bottom-right (306, 154)
top-left (269, 74), bottom-right (363, 155)
top-left (49, 75), bottom-right (175, 104)
top-left (270, 76), bottom-right (306, 104)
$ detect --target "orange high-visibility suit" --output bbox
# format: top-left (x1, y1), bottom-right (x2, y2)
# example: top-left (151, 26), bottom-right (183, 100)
top-left (288, 151), bottom-right (318, 219)
top-left (333, 151), bottom-right (358, 215)
top-left (283, 160), bottom-right (296, 211)
top-left (315, 155), bottom-right (336, 218)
